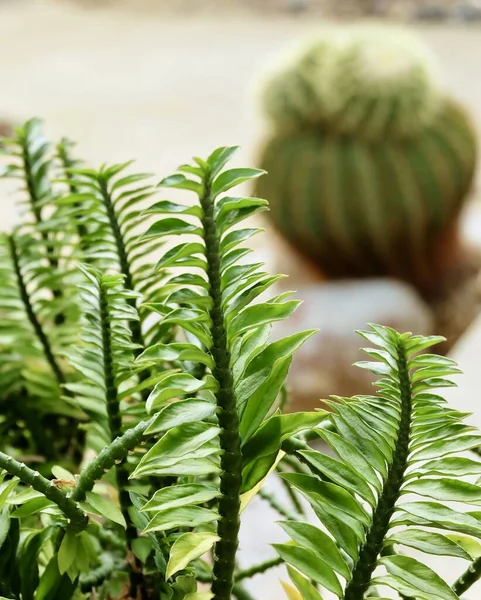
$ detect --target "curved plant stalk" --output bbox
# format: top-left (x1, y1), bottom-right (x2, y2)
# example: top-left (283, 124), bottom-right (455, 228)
top-left (234, 557), bottom-right (284, 582)
top-left (7, 233), bottom-right (65, 385)
top-left (343, 337), bottom-right (412, 597)
top-left (0, 451), bottom-right (87, 532)
top-left (79, 553), bottom-right (126, 592)
top-left (70, 417), bottom-right (154, 502)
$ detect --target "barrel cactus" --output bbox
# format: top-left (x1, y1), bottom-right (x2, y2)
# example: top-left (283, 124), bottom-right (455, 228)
top-left (254, 27), bottom-right (478, 294)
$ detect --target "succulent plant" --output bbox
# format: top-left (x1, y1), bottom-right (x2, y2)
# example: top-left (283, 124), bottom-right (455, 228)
top-left (255, 27), bottom-right (478, 293)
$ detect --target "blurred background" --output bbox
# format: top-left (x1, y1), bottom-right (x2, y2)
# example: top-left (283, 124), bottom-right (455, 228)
top-left (1, 0), bottom-right (481, 410)
top-left (1, 1), bottom-right (481, 595)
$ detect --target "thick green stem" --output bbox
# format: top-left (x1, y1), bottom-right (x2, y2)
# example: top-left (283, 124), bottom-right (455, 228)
top-left (98, 178), bottom-right (144, 351)
top-left (200, 180), bottom-right (242, 600)
top-left (70, 417), bottom-right (153, 502)
top-left (57, 140), bottom-right (89, 245)
top-left (98, 284), bottom-right (140, 565)
top-left (453, 557), bottom-right (481, 596)
top-left (344, 343), bottom-right (412, 599)
top-left (20, 130), bottom-right (64, 327)
top-left (235, 557), bottom-right (284, 582)
top-left (0, 451), bottom-right (87, 532)
top-left (80, 553), bottom-right (126, 592)
top-left (7, 234), bottom-right (65, 386)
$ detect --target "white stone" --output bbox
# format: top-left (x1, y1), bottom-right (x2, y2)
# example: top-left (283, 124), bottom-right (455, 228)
top-left (272, 278), bottom-right (434, 411)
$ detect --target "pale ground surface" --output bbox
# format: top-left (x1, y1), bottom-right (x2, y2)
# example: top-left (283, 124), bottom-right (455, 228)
top-left (1, 1), bottom-right (481, 597)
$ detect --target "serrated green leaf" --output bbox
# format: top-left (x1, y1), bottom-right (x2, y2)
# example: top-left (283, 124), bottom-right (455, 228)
top-left (286, 567), bottom-right (324, 600)
top-left (397, 502), bottom-right (481, 538)
top-left (299, 451), bottom-right (376, 507)
top-left (146, 372), bottom-right (215, 412)
top-left (155, 242), bottom-right (206, 270)
top-left (402, 477), bottom-right (481, 503)
top-left (386, 528), bottom-right (471, 560)
top-left (144, 506), bottom-right (218, 533)
top-left (132, 537), bottom-right (153, 563)
top-left (11, 497), bottom-right (54, 518)
top-left (58, 532), bottom-right (77, 575)
top-left (143, 200), bottom-right (202, 218)
top-left (212, 169), bottom-right (265, 196)
top-left (410, 435), bottom-right (481, 461)
top-left (158, 174), bottom-right (202, 193)
top-left (279, 521), bottom-right (350, 579)
top-left (142, 218), bottom-right (202, 238)
top-left (166, 532), bottom-right (219, 578)
top-left (136, 342), bottom-right (213, 368)
top-left (207, 146), bottom-right (239, 178)
top-left (144, 399), bottom-right (216, 435)
top-left (84, 492), bottom-right (126, 528)
top-left (141, 484), bottom-right (220, 514)
top-left (273, 543), bottom-right (342, 596)
top-left (132, 422), bottom-right (220, 478)
top-left (317, 428), bottom-right (380, 491)
top-left (445, 534), bottom-right (481, 559)
top-left (379, 555), bottom-right (458, 600)
top-left (241, 411), bottom-right (327, 492)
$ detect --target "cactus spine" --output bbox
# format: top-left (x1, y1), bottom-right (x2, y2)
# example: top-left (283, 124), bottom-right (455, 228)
top-left (255, 27), bottom-right (477, 293)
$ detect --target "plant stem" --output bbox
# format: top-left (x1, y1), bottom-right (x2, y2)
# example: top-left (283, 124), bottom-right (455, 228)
top-left (0, 450), bottom-right (87, 532)
top-left (19, 128), bottom-right (64, 325)
top-left (453, 557), bottom-right (481, 596)
top-left (235, 557), bottom-right (284, 582)
top-left (70, 417), bottom-right (153, 502)
top-left (98, 281), bottom-right (143, 597)
top-left (57, 139), bottom-right (89, 245)
top-left (98, 178), bottom-right (144, 351)
top-left (344, 342), bottom-right (412, 599)
top-left (200, 178), bottom-right (242, 600)
top-left (80, 553), bottom-right (126, 592)
top-left (7, 234), bottom-right (65, 386)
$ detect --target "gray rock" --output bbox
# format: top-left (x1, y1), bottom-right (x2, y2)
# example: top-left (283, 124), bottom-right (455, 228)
top-left (285, 0), bottom-right (309, 12)
top-left (412, 4), bottom-right (451, 20)
top-left (272, 279), bottom-right (433, 411)
top-left (453, 0), bottom-right (481, 20)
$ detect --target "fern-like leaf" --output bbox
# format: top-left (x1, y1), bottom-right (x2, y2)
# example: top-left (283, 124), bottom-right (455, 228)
top-left (57, 163), bottom-right (161, 349)
top-left (278, 324), bottom-right (481, 599)
top-left (131, 147), bottom-right (321, 599)
top-left (0, 232), bottom-right (81, 460)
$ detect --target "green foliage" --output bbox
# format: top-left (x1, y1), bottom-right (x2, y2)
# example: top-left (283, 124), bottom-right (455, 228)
top-left (278, 325), bottom-right (481, 599)
top-left (255, 28), bottom-right (478, 292)
top-left (1, 118), bottom-right (481, 600)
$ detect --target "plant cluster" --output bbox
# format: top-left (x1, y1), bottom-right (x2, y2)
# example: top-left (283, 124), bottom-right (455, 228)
top-left (0, 119), bottom-right (481, 600)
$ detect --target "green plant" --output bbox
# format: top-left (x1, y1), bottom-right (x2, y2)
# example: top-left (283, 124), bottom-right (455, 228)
top-left (1, 119), bottom-right (481, 600)
top-left (254, 27), bottom-right (478, 294)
